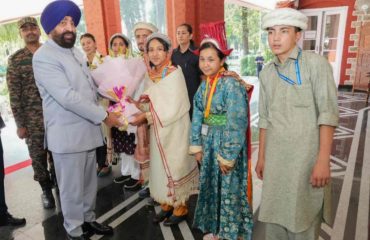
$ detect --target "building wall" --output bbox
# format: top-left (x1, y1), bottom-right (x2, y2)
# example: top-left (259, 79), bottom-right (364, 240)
top-left (83, 0), bottom-right (122, 55)
top-left (166, 0), bottom-right (224, 47)
top-left (299, 0), bottom-right (356, 86)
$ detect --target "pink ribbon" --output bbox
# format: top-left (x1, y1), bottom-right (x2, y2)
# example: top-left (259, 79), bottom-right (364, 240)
top-left (108, 85), bottom-right (127, 113)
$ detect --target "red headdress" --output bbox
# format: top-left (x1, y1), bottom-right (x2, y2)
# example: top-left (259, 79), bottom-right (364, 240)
top-left (193, 21), bottom-right (233, 56)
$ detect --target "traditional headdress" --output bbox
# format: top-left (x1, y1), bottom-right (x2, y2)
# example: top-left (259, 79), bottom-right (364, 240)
top-left (133, 22), bottom-right (158, 34)
top-left (262, 8), bottom-right (308, 30)
top-left (145, 32), bottom-right (172, 51)
top-left (193, 21), bottom-right (233, 56)
top-left (40, 0), bottom-right (81, 34)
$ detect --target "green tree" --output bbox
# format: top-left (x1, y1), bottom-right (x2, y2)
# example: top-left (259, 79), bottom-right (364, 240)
top-left (225, 4), bottom-right (242, 50)
top-left (241, 7), bottom-right (249, 54)
top-left (120, 0), bottom-right (145, 40)
top-left (0, 22), bottom-right (23, 66)
top-left (151, 0), bottom-right (166, 33)
top-left (225, 3), bottom-right (273, 76)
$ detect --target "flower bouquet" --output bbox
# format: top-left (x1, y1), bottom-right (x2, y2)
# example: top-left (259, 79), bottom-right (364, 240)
top-left (91, 57), bottom-right (147, 130)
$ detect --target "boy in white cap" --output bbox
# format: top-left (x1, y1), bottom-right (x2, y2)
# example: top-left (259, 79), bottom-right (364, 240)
top-left (255, 7), bottom-right (339, 239)
top-left (33, 1), bottom-right (122, 239)
top-left (133, 22), bottom-right (158, 54)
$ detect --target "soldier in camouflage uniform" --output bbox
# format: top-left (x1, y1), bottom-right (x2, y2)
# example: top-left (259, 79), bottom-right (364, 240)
top-left (6, 17), bottom-right (55, 209)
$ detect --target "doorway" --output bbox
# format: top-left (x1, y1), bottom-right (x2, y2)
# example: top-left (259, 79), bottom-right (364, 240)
top-left (299, 7), bottom-right (348, 87)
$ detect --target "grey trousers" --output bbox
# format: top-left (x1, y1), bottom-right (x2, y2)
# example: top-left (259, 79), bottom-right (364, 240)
top-left (52, 150), bottom-right (97, 237)
top-left (265, 213), bottom-right (321, 240)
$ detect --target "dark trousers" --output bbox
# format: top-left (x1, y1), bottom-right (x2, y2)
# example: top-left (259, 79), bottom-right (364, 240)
top-left (0, 136), bottom-right (8, 215)
top-left (96, 144), bottom-right (107, 168)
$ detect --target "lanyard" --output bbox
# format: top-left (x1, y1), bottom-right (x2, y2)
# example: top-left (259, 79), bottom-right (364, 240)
top-left (203, 68), bottom-right (225, 118)
top-left (161, 67), bottom-right (168, 79)
top-left (275, 50), bottom-right (302, 85)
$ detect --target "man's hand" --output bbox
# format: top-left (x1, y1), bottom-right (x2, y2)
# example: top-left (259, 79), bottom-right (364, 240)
top-left (223, 71), bottom-right (253, 91)
top-left (256, 128), bottom-right (266, 180)
top-left (194, 152), bottom-right (203, 164)
top-left (17, 127), bottom-right (28, 139)
top-left (103, 112), bottom-right (122, 128)
top-left (130, 112), bottom-right (147, 126)
top-left (310, 160), bottom-right (331, 188)
top-left (255, 157), bottom-right (265, 180)
top-left (310, 125), bottom-right (335, 188)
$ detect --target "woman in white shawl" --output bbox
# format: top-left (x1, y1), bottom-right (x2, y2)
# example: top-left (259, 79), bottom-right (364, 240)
top-left (131, 33), bottom-right (198, 226)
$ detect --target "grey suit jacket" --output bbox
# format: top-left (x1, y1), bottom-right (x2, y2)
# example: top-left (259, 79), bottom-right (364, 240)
top-left (33, 39), bottom-right (105, 154)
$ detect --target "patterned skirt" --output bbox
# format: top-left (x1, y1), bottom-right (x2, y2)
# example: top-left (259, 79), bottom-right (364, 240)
top-left (111, 128), bottom-right (136, 155)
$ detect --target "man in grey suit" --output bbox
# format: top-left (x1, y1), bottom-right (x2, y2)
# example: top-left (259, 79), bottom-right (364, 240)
top-left (32, 1), bottom-right (121, 239)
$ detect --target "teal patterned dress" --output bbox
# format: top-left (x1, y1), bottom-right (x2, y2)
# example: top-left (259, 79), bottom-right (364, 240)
top-left (190, 76), bottom-right (253, 240)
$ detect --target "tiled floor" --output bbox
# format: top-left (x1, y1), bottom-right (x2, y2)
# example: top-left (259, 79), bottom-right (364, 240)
top-left (0, 91), bottom-right (369, 240)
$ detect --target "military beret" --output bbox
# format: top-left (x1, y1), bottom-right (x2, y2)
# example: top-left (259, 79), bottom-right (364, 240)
top-left (17, 17), bottom-right (38, 29)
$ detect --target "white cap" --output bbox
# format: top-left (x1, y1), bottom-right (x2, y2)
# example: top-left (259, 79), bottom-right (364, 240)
top-left (145, 33), bottom-right (172, 50)
top-left (262, 8), bottom-right (308, 30)
top-left (133, 22), bottom-right (158, 34)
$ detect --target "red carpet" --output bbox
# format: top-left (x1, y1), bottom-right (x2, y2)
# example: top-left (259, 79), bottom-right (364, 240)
top-left (4, 159), bottom-right (32, 175)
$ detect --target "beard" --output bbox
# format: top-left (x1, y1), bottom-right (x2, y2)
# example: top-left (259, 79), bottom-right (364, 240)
top-left (52, 31), bottom-right (76, 49)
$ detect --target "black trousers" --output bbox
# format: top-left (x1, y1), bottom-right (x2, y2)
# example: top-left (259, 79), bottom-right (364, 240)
top-left (96, 144), bottom-right (107, 168)
top-left (0, 136), bottom-right (8, 215)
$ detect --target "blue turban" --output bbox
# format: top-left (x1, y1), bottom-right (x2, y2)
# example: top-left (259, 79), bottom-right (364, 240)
top-left (41, 0), bottom-right (81, 34)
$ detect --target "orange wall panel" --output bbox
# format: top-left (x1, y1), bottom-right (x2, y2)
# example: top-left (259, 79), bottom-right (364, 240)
top-left (166, 0), bottom-right (224, 47)
top-left (83, 0), bottom-right (122, 55)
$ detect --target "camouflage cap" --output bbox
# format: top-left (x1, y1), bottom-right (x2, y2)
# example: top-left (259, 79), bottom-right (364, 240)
top-left (17, 17), bottom-right (38, 29)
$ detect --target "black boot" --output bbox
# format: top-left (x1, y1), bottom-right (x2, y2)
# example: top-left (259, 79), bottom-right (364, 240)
top-left (48, 161), bottom-right (59, 189)
top-left (66, 233), bottom-right (90, 240)
top-left (82, 221), bottom-right (113, 235)
top-left (39, 179), bottom-right (56, 209)
top-left (41, 189), bottom-right (55, 209)
top-left (0, 212), bottom-right (26, 227)
top-left (49, 170), bottom-right (59, 194)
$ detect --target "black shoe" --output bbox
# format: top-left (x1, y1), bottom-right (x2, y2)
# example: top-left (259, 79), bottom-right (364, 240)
top-left (82, 221), bottom-right (113, 235)
top-left (113, 175), bottom-right (131, 184)
top-left (41, 189), bottom-right (56, 209)
top-left (0, 212), bottom-right (26, 227)
top-left (123, 179), bottom-right (141, 191)
top-left (66, 234), bottom-right (90, 240)
top-left (152, 210), bottom-right (172, 223)
top-left (138, 187), bottom-right (150, 199)
top-left (163, 215), bottom-right (187, 226)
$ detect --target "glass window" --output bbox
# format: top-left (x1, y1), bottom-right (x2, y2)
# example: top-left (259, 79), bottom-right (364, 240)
top-left (120, 0), bottom-right (166, 51)
top-left (303, 40), bottom-right (316, 51)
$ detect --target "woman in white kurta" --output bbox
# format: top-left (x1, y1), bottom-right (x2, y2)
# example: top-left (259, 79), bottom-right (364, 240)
top-left (131, 33), bottom-right (198, 226)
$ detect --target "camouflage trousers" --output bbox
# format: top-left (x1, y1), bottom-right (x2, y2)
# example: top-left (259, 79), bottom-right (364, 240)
top-left (25, 133), bottom-right (55, 187)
